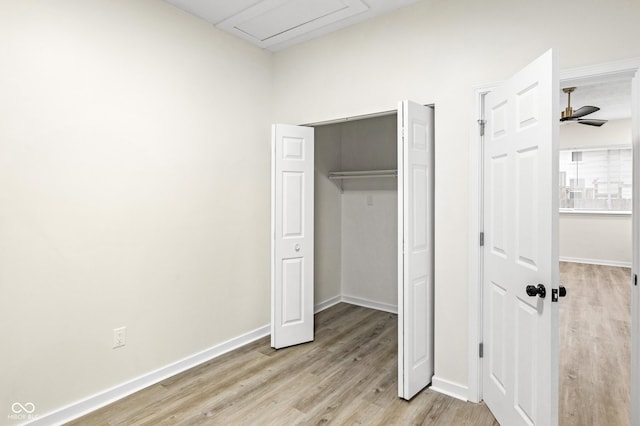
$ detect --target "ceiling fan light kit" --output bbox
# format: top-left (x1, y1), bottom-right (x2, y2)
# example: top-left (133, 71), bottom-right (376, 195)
top-left (560, 86), bottom-right (607, 126)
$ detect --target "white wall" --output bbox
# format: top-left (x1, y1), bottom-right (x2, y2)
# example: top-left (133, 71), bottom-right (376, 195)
top-left (1, 0), bottom-right (272, 418)
top-left (559, 118), bottom-right (632, 266)
top-left (272, 0), bottom-right (640, 389)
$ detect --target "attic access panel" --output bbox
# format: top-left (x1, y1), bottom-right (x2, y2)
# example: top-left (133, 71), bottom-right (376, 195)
top-left (217, 0), bottom-right (369, 49)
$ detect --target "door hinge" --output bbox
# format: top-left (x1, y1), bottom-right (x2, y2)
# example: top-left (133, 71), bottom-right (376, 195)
top-left (479, 232), bottom-right (484, 247)
top-left (477, 119), bottom-right (486, 137)
top-left (635, 274), bottom-right (638, 286)
top-left (479, 342), bottom-right (484, 358)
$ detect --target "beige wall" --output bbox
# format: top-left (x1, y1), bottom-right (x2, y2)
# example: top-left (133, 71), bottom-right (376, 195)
top-left (560, 118), bottom-right (631, 150)
top-left (341, 190), bottom-right (398, 307)
top-left (272, 0), bottom-right (640, 388)
top-left (314, 125), bottom-right (342, 304)
top-left (1, 0), bottom-right (273, 417)
top-left (559, 118), bottom-right (632, 266)
top-left (559, 213), bottom-right (632, 265)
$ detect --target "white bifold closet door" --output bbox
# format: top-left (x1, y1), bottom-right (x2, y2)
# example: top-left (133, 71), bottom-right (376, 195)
top-left (271, 124), bottom-right (314, 349)
top-left (397, 100), bottom-right (434, 400)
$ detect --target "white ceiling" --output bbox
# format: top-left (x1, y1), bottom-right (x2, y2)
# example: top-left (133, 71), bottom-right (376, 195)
top-left (560, 77), bottom-right (631, 121)
top-left (164, 0), bottom-right (421, 51)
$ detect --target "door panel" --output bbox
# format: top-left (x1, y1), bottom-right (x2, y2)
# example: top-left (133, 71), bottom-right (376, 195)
top-left (282, 172), bottom-right (304, 237)
top-left (271, 124), bottom-right (314, 349)
top-left (398, 101), bottom-right (434, 400)
top-left (282, 258), bottom-right (303, 324)
top-left (482, 49), bottom-right (559, 425)
top-left (516, 148), bottom-right (538, 269)
top-left (489, 281), bottom-right (507, 393)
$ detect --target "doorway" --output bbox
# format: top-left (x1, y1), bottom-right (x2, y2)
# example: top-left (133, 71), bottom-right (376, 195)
top-left (557, 74), bottom-right (634, 423)
top-left (469, 56), bottom-right (640, 425)
top-left (313, 113), bottom-right (399, 316)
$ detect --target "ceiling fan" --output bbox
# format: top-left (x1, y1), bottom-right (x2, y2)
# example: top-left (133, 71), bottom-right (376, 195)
top-left (560, 87), bottom-right (607, 126)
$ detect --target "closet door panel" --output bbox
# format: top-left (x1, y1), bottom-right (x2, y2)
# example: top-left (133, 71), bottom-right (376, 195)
top-left (398, 101), bottom-right (434, 400)
top-left (271, 124), bottom-right (314, 349)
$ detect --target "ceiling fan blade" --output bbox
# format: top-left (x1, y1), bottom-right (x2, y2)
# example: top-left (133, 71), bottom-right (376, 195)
top-left (578, 119), bottom-right (607, 127)
top-left (571, 105), bottom-right (600, 119)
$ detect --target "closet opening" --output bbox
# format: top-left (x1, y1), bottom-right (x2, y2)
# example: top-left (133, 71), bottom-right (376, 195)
top-left (312, 112), bottom-right (399, 315)
top-left (271, 101), bottom-right (434, 400)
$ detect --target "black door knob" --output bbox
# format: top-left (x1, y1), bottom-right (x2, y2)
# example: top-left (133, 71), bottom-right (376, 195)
top-left (526, 283), bottom-right (546, 298)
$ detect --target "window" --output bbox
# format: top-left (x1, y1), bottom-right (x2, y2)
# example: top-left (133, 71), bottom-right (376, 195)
top-left (559, 147), bottom-right (632, 213)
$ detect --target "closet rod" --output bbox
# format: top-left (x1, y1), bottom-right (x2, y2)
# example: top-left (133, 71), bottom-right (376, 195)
top-left (328, 169), bottom-right (397, 180)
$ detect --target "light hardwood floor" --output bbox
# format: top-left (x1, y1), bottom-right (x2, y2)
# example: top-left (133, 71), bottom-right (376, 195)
top-left (71, 262), bottom-right (631, 425)
top-left (71, 303), bottom-right (497, 425)
top-left (559, 262), bottom-right (631, 426)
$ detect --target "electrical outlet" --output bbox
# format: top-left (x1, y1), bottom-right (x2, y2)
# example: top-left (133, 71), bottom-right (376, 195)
top-left (113, 327), bottom-right (126, 349)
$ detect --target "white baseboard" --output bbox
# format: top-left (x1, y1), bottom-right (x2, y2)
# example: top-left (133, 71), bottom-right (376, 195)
top-left (560, 256), bottom-right (632, 268)
top-left (314, 295), bottom-right (342, 313)
top-left (29, 324), bottom-right (270, 426)
top-left (430, 376), bottom-right (469, 402)
top-left (341, 295), bottom-right (397, 314)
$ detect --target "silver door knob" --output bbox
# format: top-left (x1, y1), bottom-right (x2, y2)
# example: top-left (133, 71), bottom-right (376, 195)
top-left (295, 244), bottom-right (301, 252)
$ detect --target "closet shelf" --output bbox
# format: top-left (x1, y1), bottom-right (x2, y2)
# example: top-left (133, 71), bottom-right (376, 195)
top-left (328, 169), bottom-right (397, 180)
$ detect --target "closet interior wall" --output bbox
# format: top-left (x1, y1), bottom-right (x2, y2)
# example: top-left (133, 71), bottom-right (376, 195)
top-left (314, 114), bottom-right (398, 311)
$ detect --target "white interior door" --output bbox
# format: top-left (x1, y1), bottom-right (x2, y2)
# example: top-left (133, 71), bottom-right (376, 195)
top-left (482, 49), bottom-right (559, 425)
top-left (398, 100), bottom-right (434, 400)
top-left (271, 124), bottom-right (314, 349)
